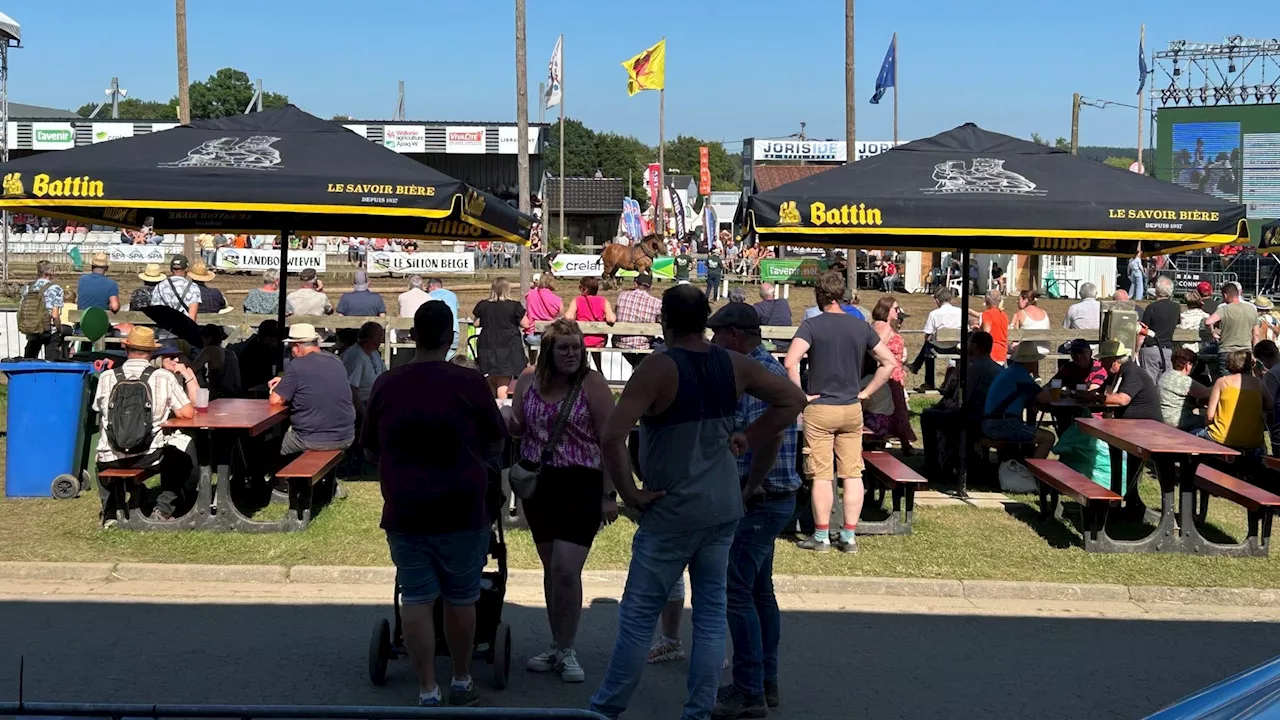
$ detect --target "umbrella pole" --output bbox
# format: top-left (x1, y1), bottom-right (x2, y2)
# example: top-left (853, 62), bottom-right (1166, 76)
top-left (956, 246), bottom-right (971, 498)
top-left (278, 229), bottom-right (289, 369)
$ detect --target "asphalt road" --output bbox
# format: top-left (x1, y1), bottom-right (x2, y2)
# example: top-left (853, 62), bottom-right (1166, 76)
top-left (2, 586), bottom-right (1279, 720)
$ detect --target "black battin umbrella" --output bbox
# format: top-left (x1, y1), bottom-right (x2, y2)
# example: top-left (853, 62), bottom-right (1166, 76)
top-left (748, 123), bottom-right (1247, 256)
top-left (0, 105), bottom-right (534, 360)
top-left (748, 123), bottom-right (1249, 496)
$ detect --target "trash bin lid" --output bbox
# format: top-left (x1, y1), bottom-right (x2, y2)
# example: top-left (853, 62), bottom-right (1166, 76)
top-left (0, 361), bottom-right (95, 374)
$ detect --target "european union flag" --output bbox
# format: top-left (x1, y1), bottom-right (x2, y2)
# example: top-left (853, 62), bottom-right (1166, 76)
top-left (871, 35), bottom-right (896, 104)
top-left (1137, 36), bottom-right (1147, 95)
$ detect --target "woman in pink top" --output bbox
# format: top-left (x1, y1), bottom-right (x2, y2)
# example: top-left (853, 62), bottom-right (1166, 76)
top-left (563, 277), bottom-right (615, 371)
top-left (507, 319), bottom-right (618, 683)
top-left (523, 274), bottom-right (563, 362)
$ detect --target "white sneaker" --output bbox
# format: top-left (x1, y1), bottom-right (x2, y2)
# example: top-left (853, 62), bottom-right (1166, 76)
top-left (556, 648), bottom-right (585, 683)
top-left (647, 637), bottom-right (685, 664)
top-left (526, 644), bottom-right (558, 672)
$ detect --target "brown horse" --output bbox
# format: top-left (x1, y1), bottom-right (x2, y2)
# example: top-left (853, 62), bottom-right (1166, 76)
top-left (601, 234), bottom-right (666, 288)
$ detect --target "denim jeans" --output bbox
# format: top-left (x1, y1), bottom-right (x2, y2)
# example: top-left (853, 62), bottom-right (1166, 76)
top-left (589, 519), bottom-right (738, 720)
top-left (727, 494), bottom-right (796, 697)
top-left (1130, 272), bottom-right (1145, 301)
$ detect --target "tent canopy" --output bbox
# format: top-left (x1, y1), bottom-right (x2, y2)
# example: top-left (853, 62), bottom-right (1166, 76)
top-left (748, 123), bottom-right (1248, 257)
top-left (0, 105), bottom-right (532, 243)
top-left (0, 11), bottom-right (20, 43)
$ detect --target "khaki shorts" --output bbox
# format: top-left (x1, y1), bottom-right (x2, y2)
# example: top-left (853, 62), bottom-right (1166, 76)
top-left (802, 402), bottom-right (864, 482)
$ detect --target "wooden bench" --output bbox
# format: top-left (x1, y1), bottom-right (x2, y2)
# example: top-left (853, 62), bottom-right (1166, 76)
top-left (272, 450), bottom-right (344, 532)
top-left (1026, 459), bottom-right (1123, 552)
top-left (860, 452), bottom-right (928, 535)
top-left (1193, 465), bottom-right (1280, 555)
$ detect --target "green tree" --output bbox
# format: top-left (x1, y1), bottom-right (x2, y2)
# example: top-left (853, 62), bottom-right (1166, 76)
top-left (661, 136), bottom-right (739, 193)
top-left (1103, 156), bottom-right (1136, 169)
top-left (543, 118), bottom-right (598, 178)
top-left (331, 113), bottom-right (355, 121)
top-left (76, 97), bottom-right (178, 120)
top-left (594, 132), bottom-right (654, 197)
top-left (184, 68), bottom-right (289, 119)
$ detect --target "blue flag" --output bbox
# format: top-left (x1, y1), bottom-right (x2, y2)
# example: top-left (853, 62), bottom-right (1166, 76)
top-left (871, 35), bottom-right (896, 104)
top-left (1137, 36), bottom-right (1147, 95)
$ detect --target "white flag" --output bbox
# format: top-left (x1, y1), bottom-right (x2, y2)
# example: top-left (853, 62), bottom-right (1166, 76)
top-left (545, 35), bottom-right (563, 109)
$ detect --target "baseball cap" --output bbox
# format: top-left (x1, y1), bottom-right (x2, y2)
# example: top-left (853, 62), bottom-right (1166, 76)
top-left (707, 302), bottom-right (762, 331)
top-left (299, 267), bottom-right (317, 283)
top-left (1196, 281), bottom-right (1213, 296)
top-left (635, 272), bottom-right (654, 287)
top-left (170, 254), bottom-right (189, 271)
top-left (1067, 338), bottom-right (1091, 354)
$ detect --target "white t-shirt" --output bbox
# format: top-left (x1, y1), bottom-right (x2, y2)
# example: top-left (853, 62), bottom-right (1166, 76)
top-left (923, 303), bottom-right (963, 347)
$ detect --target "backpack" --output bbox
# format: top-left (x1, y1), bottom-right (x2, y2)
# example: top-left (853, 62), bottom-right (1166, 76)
top-left (17, 281), bottom-right (52, 335)
top-left (106, 367), bottom-right (157, 455)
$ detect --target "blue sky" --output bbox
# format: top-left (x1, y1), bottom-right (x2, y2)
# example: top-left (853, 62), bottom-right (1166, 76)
top-left (3, 0), bottom-right (1271, 149)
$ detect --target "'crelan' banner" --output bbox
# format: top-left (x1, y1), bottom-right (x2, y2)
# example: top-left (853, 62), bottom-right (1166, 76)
top-left (368, 251), bottom-right (476, 275)
top-left (215, 248), bottom-right (327, 273)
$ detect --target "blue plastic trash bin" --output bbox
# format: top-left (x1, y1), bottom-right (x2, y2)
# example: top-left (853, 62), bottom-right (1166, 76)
top-left (0, 361), bottom-right (95, 498)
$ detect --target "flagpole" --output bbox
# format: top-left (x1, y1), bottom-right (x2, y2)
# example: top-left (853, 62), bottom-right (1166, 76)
top-left (558, 34), bottom-right (566, 247)
top-left (657, 89), bottom-right (665, 240)
top-left (892, 31), bottom-right (898, 145)
top-left (1136, 24), bottom-right (1146, 171)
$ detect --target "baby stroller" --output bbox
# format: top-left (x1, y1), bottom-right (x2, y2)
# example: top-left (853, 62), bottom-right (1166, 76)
top-left (367, 443), bottom-right (516, 690)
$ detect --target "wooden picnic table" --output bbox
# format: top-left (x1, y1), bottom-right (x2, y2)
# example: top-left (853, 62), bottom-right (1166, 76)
top-left (1075, 417), bottom-right (1242, 555)
top-left (163, 399), bottom-right (289, 531)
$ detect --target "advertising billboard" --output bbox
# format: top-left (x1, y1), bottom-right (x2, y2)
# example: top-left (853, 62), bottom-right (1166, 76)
top-left (1157, 104), bottom-right (1280, 242)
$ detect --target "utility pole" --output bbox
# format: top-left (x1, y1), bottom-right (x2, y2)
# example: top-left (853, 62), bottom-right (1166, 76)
top-left (798, 121), bottom-right (807, 166)
top-left (1070, 92), bottom-right (1081, 155)
top-left (175, 0), bottom-right (190, 125)
top-left (515, 0), bottom-right (532, 295)
top-left (844, 0), bottom-right (856, 290)
top-left (176, 0), bottom-right (193, 259)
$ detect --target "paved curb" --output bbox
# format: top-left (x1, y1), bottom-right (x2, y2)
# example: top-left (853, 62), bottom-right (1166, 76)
top-left (4, 561), bottom-right (1280, 607)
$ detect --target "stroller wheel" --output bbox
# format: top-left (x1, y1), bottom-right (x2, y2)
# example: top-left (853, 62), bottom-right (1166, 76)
top-left (51, 474), bottom-right (80, 500)
top-left (493, 622), bottom-right (512, 690)
top-left (368, 618), bottom-right (392, 686)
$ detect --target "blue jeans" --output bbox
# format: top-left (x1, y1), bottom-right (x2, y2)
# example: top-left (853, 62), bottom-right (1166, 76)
top-left (589, 520), bottom-right (738, 720)
top-left (386, 528), bottom-right (489, 606)
top-left (1130, 272), bottom-right (1145, 301)
top-left (727, 494), bottom-right (795, 697)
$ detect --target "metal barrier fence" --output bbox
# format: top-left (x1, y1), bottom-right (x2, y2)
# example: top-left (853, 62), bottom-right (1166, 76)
top-left (0, 702), bottom-right (608, 720)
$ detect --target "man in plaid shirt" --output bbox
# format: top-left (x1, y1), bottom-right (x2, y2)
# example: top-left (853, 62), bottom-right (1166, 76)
top-left (707, 302), bottom-right (802, 717)
top-left (613, 271), bottom-right (663, 367)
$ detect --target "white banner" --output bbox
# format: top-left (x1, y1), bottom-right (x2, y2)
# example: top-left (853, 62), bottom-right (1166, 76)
top-left (108, 245), bottom-right (167, 264)
top-left (149, 123), bottom-right (180, 133)
top-left (31, 122), bottom-right (75, 150)
top-left (751, 139), bottom-right (905, 162)
top-left (368, 251), bottom-right (475, 275)
top-left (92, 123), bottom-right (134, 144)
top-left (545, 35), bottom-right (563, 108)
top-left (383, 125), bottom-right (425, 153)
top-left (446, 126), bottom-right (486, 154)
top-left (498, 126), bottom-right (540, 155)
top-left (4, 121), bottom-right (16, 150)
top-left (548, 253), bottom-right (603, 277)
top-left (344, 124), bottom-right (368, 138)
top-left (215, 248), bottom-right (327, 273)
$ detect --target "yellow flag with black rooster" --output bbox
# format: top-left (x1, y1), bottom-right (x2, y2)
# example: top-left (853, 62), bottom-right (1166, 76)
top-left (622, 40), bottom-right (666, 96)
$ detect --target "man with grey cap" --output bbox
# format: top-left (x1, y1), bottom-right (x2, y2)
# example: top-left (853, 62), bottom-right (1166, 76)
top-left (706, 301), bottom-right (802, 718)
top-left (614, 271), bottom-right (662, 368)
top-left (337, 270), bottom-right (387, 317)
top-left (269, 323), bottom-right (356, 456)
top-left (286, 267), bottom-right (332, 316)
top-left (151, 254), bottom-right (202, 321)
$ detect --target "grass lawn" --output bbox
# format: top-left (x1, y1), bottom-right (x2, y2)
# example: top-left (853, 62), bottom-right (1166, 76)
top-left (3, 387), bottom-right (1280, 589)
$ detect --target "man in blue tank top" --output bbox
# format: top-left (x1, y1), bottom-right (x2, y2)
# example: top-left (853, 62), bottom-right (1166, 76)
top-left (589, 284), bottom-right (807, 720)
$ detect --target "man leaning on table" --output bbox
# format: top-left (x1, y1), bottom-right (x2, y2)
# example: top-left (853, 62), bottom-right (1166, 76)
top-left (1096, 339), bottom-right (1163, 507)
top-left (93, 327), bottom-right (200, 525)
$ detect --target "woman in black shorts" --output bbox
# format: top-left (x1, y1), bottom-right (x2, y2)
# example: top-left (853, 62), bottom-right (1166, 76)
top-left (507, 319), bottom-right (618, 684)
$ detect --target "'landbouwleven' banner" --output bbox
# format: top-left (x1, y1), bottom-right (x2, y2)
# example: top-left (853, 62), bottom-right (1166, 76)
top-left (215, 248), bottom-right (326, 273)
top-left (107, 245), bottom-right (167, 264)
top-left (368, 251), bottom-right (475, 275)
top-left (758, 258), bottom-right (829, 284)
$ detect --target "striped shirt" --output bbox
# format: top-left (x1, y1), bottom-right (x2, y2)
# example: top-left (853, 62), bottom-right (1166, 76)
top-left (735, 344), bottom-right (801, 493)
top-left (614, 288), bottom-right (662, 350)
top-left (92, 359), bottom-right (191, 463)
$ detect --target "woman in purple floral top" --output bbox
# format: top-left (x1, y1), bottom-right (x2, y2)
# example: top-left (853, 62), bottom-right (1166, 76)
top-left (507, 318), bottom-right (617, 684)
